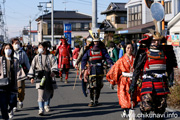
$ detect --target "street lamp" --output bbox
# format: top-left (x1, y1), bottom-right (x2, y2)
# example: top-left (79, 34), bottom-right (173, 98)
top-left (37, 1), bottom-right (51, 42)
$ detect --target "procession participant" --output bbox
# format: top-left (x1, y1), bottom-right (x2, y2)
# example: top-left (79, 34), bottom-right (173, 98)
top-left (129, 33), bottom-right (177, 120)
top-left (12, 38), bottom-right (30, 110)
top-left (28, 42), bottom-right (58, 116)
top-left (106, 42), bottom-right (141, 117)
top-left (72, 45), bottom-right (80, 67)
top-left (0, 43), bottom-right (26, 119)
top-left (75, 37), bottom-right (93, 70)
top-left (56, 38), bottom-right (72, 83)
top-left (80, 38), bottom-right (113, 107)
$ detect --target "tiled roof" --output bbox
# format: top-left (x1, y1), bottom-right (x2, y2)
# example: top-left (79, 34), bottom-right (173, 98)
top-left (101, 2), bottom-right (127, 14)
top-left (36, 11), bottom-right (92, 21)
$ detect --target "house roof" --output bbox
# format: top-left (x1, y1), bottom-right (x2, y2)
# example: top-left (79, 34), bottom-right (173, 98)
top-left (168, 12), bottom-right (180, 29)
top-left (100, 19), bottom-right (116, 32)
top-left (36, 11), bottom-right (92, 21)
top-left (117, 22), bottom-right (155, 34)
top-left (101, 2), bottom-right (127, 14)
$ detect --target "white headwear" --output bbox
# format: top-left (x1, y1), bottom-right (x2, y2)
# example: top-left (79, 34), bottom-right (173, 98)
top-left (93, 38), bottom-right (100, 42)
top-left (87, 38), bottom-right (93, 42)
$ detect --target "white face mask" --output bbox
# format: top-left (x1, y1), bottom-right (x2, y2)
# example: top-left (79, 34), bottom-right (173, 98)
top-left (14, 44), bottom-right (20, 50)
top-left (38, 48), bottom-right (44, 54)
top-left (5, 49), bottom-right (12, 56)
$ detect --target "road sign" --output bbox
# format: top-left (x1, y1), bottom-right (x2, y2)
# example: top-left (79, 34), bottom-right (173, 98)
top-left (144, 0), bottom-right (154, 8)
top-left (64, 24), bottom-right (72, 44)
top-left (150, 2), bottom-right (165, 21)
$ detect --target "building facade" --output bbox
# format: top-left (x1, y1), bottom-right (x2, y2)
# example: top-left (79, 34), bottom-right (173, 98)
top-left (168, 12), bottom-right (180, 35)
top-left (117, 0), bottom-right (180, 40)
top-left (100, 2), bottom-right (127, 44)
top-left (36, 11), bottom-right (92, 46)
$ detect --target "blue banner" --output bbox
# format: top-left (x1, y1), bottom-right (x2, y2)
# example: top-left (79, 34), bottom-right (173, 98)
top-left (64, 24), bottom-right (72, 44)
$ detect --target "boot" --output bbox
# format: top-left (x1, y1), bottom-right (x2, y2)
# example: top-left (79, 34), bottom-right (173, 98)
top-left (65, 79), bottom-right (68, 84)
top-left (60, 77), bottom-right (63, 82)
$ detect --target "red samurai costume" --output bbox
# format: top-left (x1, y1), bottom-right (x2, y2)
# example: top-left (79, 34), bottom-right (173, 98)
top-left (57, 38), bottom-right (72, 83)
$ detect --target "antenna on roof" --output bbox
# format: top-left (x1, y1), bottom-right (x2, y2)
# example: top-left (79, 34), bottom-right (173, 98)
top-left (62, 0), bottom-right (68, 11)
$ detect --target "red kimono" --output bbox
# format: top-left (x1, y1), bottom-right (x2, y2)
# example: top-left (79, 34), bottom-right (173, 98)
top-left (106, 54), bottom-right (141, 109)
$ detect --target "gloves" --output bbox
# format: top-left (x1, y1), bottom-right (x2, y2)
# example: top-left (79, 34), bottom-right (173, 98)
top-left (129, 85), bottom-right (135, 94)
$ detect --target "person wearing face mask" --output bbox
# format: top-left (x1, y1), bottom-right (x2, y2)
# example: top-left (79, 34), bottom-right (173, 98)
top-left (80, 38), bottom-right (114, 107)
top-left (0, 43), bottom-right (26, 120)
top-left (11, 38), bottom-right (30, 111)
top-left (28, 42), bottom-right (58, 116)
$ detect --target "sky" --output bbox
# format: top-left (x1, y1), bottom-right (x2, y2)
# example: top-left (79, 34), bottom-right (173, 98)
top-left (2, 0), bottom-right (128, 38)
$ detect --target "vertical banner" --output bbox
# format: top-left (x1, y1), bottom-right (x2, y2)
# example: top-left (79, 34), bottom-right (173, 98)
top-left (64, 24), bottom-right (72, 44)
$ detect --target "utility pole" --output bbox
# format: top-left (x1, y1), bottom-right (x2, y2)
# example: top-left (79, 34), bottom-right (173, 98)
top-left (92, 0), bottom-right (97, 29)
top-left (51, 0), bottom-right (54, 46)
top-left (161, 0), bottom-right (165, 35)
top-left (29, 20), bottom-right (31, 44)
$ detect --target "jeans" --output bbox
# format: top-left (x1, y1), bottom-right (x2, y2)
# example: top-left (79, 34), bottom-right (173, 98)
top-left (8, 93), bottom-right (17, 112)
top-left (0, 92), bottom-right (9, 119)
top-left (38, 100), bottom-right (50, 109)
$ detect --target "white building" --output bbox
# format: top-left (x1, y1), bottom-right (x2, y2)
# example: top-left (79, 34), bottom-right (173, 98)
top-left (22, 30), bottom-right (38, 46)
top-left (168, 12), bottom-right (180, 35)
top-left (117, 0), bottom-right (180, 40)
top-left (36, 11), bottom-right (92, 46)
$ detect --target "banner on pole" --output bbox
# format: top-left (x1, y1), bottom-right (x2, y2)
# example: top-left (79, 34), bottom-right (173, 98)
top-left (64, 24), bottom-right (72, 44)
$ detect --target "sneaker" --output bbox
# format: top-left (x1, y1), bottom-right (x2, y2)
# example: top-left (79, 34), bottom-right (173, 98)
top-left (13, 107), bottom-right (17, 112)
top-left (88, 102), bottom-right (94, 107)
top-left (8, 110), bottom-right (14, 119)
top-left (44, 106), bottom-right (50, 112)
top-left (18, 102), bottom-right (23, 108)
top-left (38, 108), bottom-right (44, 116)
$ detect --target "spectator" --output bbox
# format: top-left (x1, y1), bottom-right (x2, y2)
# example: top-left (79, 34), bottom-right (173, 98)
top-left (119, 41), bottom-right (125, 59)
top-left (108, 41), bottom-right (118, 63)
top-left (12, 38), bottom-right (30, 112)
top-left (0, 43), bottom-right (26, 119)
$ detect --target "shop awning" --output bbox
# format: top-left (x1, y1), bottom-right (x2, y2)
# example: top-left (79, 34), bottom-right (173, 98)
top-left (116, 22), bottom-right (155, 34)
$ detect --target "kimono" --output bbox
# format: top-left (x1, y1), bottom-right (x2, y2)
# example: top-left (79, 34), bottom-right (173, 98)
top-left (106, 53), bottom-right (140, 109)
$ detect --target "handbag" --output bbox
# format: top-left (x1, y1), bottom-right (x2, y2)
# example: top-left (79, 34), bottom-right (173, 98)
top-left (52, 77), bottom-right (58, 89)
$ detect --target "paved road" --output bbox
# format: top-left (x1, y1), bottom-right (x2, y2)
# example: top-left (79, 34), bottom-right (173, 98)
top-left (2, 69), bottom-right (180, 120)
